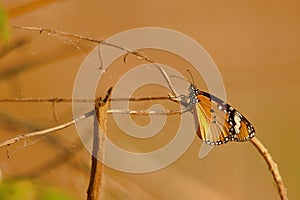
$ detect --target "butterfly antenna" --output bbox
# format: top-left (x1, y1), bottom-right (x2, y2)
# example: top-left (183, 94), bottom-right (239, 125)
top-left (169, 75), bottom-right (191, 84)
top-left (97, 44), bottom-right (103, 70)
top-left (186, 69), bottom-right (194, 84)
top-left (169, 75), bottom-right (189, 82)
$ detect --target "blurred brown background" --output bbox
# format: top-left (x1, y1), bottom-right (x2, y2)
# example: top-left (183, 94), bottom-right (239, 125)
top-left (0, 0), bottom-right (299, 200)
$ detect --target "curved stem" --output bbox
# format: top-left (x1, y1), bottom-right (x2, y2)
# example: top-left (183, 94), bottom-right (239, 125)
top-left (250, 137), bottom-right (288, 200)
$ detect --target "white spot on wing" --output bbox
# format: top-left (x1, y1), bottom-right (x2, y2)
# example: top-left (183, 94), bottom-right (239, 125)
top-left (233, 112), bottom-right (242, 134)
top-left (217, 105), bottom-right (222, 110)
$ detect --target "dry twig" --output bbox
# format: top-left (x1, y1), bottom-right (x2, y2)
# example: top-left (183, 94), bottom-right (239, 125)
top-left (250, 137), bottom-right (288, 200)
top-left (0, 96), bottom-right (185, 116)
top-left (0, 105), bottom-right (183, 149)
top-left (0, 96), bottom-right (172, 103)
top-left (5, 26), bottom-right (288, 200)
top-left (87, 87), bottom-right (112, 200)
top-left (14, 26), bottom-right (178, 96)
top-left (0, 110), bottom-right (93, 148)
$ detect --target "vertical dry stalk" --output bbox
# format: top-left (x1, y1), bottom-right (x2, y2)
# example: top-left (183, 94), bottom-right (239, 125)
top-left (87, 88), bottom-right (112, 200)
top-left (251, 137), bottom-right (288, 200)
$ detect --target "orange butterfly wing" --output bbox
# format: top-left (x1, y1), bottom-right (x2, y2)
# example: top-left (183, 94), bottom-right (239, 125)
top-left (191, 87), bottom-right (255, 145)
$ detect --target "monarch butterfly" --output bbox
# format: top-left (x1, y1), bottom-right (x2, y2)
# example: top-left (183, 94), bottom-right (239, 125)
top-left (183, 83), bottom-right (255, 146)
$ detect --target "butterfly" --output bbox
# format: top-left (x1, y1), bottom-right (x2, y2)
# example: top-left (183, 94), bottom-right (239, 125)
top-left (170, 71), bottom-right (256, 158)
top-left (183, 84), bottom-right (255, 147)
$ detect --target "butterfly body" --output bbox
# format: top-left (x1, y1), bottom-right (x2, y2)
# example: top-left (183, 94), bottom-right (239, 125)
top-left (187, 84), bottom-right (255, 145)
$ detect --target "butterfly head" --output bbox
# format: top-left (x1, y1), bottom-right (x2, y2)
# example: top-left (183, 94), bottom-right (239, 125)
top-left (188, 84), bottom-right (200, 105)
top-left (176, 84), bottom-right (198, 109)
top-left (188, 84), bottom-right (198, 93)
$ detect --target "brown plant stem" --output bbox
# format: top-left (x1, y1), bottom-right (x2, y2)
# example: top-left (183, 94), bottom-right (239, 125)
top-left (13, 26), bottom-right (178, 96)
top-left (0, 107), bottom-right (183, 149)
top-left (0, 96), bottom-right (185, 117)
top-left (0, 111), bottom-right (88, 174)
top-left (250, 137), bottom-right (288, 200)
top-left (5, 26), bottom-right (288, 200)
top-left (87, 87), bottom-right (112, 200)
top-left (0, 110), bottom-right (93, 148)
top-left (0, 99), bottom-right (288, 200)
top-left (0, 96), bottom-right (171, 103)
